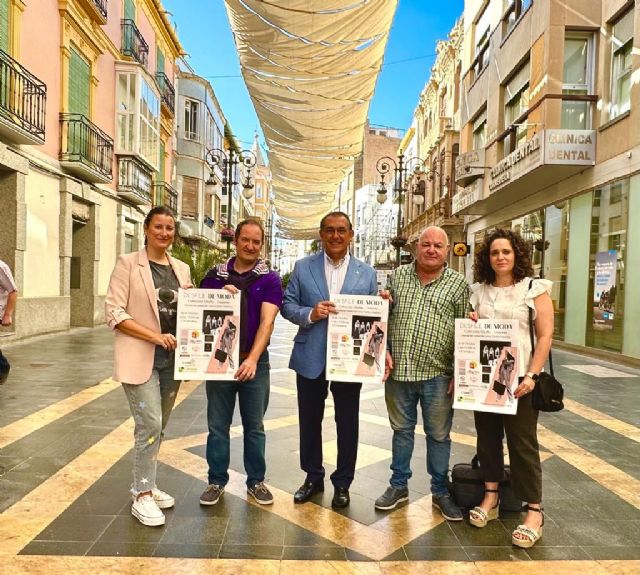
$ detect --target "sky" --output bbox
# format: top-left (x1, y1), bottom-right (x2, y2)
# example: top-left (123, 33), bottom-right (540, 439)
top-left (163, 0), bottom-right (464, 149)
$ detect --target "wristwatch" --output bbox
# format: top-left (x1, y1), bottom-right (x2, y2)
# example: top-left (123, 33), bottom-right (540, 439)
top-left (525, 371), bottom-right (539, 382)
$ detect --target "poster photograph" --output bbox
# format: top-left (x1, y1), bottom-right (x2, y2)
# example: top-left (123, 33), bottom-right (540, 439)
top-left (326, 294), bottom-right (389, 384)
top-left (174, 288), bottom-right (241, 380)
top-left (593, 250), bottom-right (617, 331)
top-left (454, 318), bottom-right (520, 414)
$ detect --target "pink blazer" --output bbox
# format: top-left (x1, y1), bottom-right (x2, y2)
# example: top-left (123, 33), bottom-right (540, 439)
top-left (105, 249), bottom-right (191, 385)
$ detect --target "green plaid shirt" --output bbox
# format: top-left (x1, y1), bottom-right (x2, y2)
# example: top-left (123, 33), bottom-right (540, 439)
top-left (388, 264), bottom-right (470, 381)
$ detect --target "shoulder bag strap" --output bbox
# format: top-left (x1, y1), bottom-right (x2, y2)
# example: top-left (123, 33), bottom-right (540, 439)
top-left (527, 278), bottom-right (554, 376)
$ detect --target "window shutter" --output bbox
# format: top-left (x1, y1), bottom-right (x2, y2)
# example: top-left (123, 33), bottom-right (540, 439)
top-left (124, 0), bottom-right (136, 21)
top-left (0, 0), bottom-right (9, 53)
top-left (159, 139), bottom-right (166, 182)
top-left (68, 47), bottom-right (90, 117)
top-left (181, 176), bottom-right (198, 218)
top-left (156, 46), bottom-right (165, 75)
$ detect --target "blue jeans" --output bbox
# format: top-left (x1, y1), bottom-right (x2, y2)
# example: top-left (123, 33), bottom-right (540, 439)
top-left (122, 348), bottom-right (180, 495)
top-left (205, 351), bottom-right (270, 487)
top-left (385, 375), bottom-right (453, 496)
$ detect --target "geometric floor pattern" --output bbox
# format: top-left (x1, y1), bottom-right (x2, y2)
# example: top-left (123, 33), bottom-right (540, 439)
top-left (1, 318), bottom-right (640, 574)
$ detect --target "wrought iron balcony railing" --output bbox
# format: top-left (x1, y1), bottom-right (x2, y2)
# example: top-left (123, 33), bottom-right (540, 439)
top-left (117, 155), bottom-right (153, 204)
top-left (121, 19), bottom-right (149, 67)
top-left (155, 72), bottom-right (175, 115)
top-left (153, 181), bottom-right (178, 212)
top-left (0, 48), bottom-right (46, 144)
top-left (59, 113), bottom-right (114, 181)
top-left (92, 0), bottom-right (108, 19)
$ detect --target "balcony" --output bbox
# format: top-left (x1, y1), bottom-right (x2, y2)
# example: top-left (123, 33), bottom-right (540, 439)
top-left (0, 49), bottom-right (46, 145)
top-left (153, 181), bottom-right (178, 212)
top-left (155, 72), bottom-right (175, 115)
top-left (59, 114), bottom-right (113, 183)
top-left (403, 198), bottom-right (462, 241)
top-left (121, 20), bottom-right (149, 67)
top-left (77, 0), bottom-right (108, 23)
top-left (117, 155), bottom-right (153, 204)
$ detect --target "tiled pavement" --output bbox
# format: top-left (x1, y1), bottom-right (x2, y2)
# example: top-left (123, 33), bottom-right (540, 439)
top-left (1, 318), bottom-right (639, 574)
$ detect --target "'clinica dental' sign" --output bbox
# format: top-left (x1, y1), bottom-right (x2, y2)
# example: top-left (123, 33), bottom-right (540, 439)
top-left (488, 130), bottom-right (596, 194)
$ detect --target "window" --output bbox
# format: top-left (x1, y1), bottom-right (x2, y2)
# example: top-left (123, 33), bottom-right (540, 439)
top-left (184, 99), bottom-right (199, 141)
top-left (156, 46), bottom-right (165, 75)
top-left (586, 179), bottom-right (629, 352)
top-left (472, 108), bottom-right (487, 150)
top-left (472, 3), bottom-right (491, 79)
top-left (139, 79), bottom-right (160, 168)
top-left (610, 7), bottom-right (633, 119)
top-left (116, 69), bottom-right (161, 169)
top-left (69, 46), bottom-right (90, 117)
top-left (502, 0), bottom-right (532, 37)
top-left (562, 34), bottom-right (594, 129)
top-left (502, 60), bottom-right (530, 156)
top-left (0, 0), bottom-right (10, 53)
top-left (256, 184), bottom-right (263, 200)
top-left (181, 175), bottom-right (198, 218)
top-left (204, 109), bottom-right (216, 150)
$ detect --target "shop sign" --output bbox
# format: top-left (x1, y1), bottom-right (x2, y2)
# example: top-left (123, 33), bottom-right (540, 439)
top-left (455, 149), bottom-right (486, 186)
top-left (452, 178), bottom-right (483, 214)
top-left (544, 129), bottom-right (596, 165)
top-left (489, 134), bottom-right (543, 194)
top-left (592, 250), bottom-right (617, 331)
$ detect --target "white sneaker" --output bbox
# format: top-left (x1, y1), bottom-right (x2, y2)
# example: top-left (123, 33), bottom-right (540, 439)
top-left (152, 487), bottom-right (175, 509)
top-left (131, 494), bottom-right (165, 527)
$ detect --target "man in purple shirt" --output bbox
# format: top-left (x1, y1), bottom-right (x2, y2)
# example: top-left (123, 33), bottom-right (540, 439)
top-left (198, 219), bottom-right (283, 506)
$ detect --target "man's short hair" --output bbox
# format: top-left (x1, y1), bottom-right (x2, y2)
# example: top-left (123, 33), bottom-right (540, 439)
top-left (235, 218), bottom-right (265, 242)
top-left (320, 211), bottom-right (352, 230)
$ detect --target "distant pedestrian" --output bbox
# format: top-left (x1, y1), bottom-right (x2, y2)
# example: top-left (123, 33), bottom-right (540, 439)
top-left (0, 258), bottom-right (17, 384)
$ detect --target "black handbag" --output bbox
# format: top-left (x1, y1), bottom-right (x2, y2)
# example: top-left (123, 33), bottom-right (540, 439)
top-left (0, 350), bottom-right (10, 384)
top-left (450, 455), bottom-right (523, 512)
top-left (527, 281), bottom-right (564, 412)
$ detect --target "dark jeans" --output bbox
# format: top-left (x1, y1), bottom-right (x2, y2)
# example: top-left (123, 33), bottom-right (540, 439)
top-left (474, 390), bottom-right (542, 503)
top-left (205, 351), bottom-right (270, 487)
top-left (296, 373), bottom-right (361, 488)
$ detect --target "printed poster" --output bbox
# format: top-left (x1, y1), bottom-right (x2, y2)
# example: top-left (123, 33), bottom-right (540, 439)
top-left (376, 269), bottom-right (392, 291)
top-left (454, 318), bottom-right (520, 414)
top-left (593, 250), bottom-right (617, 331)
top-left (326, 294), bottom-right (389, 384)
top-left (174, 288), bottom-right (240, 380)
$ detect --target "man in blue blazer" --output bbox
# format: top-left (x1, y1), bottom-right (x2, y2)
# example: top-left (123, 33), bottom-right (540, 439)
top-left (282, 211), bottom-right (377, 509)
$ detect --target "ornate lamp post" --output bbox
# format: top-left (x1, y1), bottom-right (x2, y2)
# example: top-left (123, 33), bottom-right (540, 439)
top-left (205, 147), bottom-right (257, 256)
top-left (376, 152), bottom-right (450, 267)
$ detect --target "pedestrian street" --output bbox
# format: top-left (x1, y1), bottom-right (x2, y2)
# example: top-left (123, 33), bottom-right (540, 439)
top-left (0, 317), bottom-right (639, 574)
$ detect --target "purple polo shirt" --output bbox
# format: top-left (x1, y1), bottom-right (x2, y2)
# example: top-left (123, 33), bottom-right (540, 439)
top-left (200, 258), bottom-right (283, 353)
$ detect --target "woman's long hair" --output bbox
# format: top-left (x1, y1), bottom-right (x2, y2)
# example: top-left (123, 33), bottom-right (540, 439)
top-left (473, 228), bottom-right (533, 284)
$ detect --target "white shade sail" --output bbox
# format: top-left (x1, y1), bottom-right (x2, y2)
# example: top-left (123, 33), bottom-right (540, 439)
top-left (224, 0), bottom-right (398, 238)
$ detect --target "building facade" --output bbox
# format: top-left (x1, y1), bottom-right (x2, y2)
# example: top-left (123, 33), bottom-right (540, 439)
top-left (175, 70), bottom-right (225, 248)
top-left (400, 18), bottom-right (465, 270)
top-left (454, 0), bottom-right (640, 360)
top-left (0, 0), bottom-right (182, 341)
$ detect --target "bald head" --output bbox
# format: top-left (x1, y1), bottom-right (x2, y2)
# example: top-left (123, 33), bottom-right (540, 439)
top-left (415, 226), bottom-right (450, 275)
top-left (419, 226), bottom-right (449, 245)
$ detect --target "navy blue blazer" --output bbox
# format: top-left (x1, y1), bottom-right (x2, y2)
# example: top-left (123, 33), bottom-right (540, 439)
top-left (281, 252), bottom-right (377, 379)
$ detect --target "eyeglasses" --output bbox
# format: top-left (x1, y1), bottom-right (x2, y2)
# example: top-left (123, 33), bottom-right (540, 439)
top-left (321, 227), bottom-right (350, 236)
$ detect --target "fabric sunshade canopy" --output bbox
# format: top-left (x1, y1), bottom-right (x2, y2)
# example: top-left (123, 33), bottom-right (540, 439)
top-left (224, 0), bottom-right (398, 238)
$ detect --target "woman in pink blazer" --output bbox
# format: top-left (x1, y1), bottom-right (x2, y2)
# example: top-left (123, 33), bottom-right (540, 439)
top-left (105, 206), bottom-right (191, 527)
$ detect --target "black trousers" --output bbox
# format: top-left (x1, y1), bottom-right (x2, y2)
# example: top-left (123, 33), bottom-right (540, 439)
top-left (296, 373), bottom-right (361, 488)
top-left (474, 391), bottom-right (542, 503)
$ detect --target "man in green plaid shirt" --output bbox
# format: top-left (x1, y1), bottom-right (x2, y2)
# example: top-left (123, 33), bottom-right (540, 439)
top-left (375, 226), bottom-right (470, 520)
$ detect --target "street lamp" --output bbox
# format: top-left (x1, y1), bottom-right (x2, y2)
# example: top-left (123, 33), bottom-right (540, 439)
top-left (376, 153), bottom-right (448, 267)
top-left (205, 147), bottom-right (257, 256)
